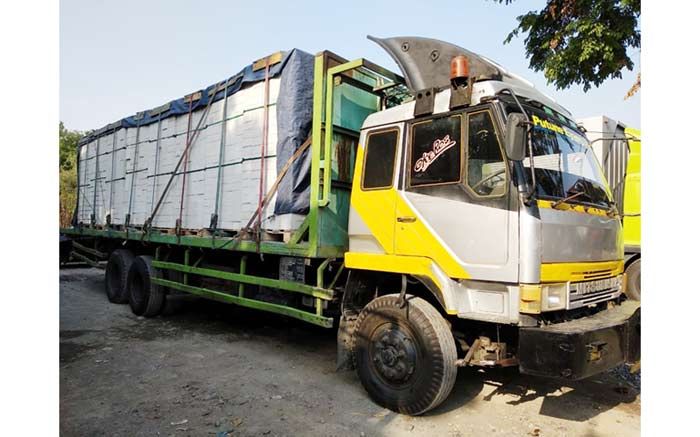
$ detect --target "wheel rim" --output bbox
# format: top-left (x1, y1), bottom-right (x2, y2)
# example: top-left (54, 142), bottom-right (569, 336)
top-left (369, 324), bottom-right (418, 386)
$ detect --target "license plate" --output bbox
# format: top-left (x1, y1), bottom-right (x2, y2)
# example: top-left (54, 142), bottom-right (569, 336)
top-left (573, 277), bottom-right (619, 295)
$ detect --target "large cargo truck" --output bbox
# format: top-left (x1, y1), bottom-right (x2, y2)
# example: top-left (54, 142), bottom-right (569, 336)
top-left (61, 36), bottom-right (640, 415)
top-left (577, 116), bottom-right (641, 300)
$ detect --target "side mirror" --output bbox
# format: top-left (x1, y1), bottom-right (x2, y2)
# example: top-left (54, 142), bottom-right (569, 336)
top-left (505, 113), bottom-right (529, 161)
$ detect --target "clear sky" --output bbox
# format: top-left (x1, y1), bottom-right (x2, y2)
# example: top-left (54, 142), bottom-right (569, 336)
top-left (60, 0), bottom-right (640, 132)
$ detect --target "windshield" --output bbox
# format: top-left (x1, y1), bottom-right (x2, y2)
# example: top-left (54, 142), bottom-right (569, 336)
top-left (508, 104), bottom-right (613, 208)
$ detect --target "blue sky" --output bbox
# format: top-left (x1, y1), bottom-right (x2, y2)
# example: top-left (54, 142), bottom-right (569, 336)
top-left (60, 0), bottom-right (640, 131)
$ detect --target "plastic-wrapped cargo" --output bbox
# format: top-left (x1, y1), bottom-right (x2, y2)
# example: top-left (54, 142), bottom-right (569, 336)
top-left (76, 49), bottom-right (314, 233)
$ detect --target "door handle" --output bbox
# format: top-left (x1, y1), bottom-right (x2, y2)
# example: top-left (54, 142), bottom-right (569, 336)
top-left (397, 216), bottom-right (416, 223)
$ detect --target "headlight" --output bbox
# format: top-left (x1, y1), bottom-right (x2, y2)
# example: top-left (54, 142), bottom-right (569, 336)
top-left (519, 283), bottom-right (568, 314)
top-left (541, 283), bottom-right (567, 312)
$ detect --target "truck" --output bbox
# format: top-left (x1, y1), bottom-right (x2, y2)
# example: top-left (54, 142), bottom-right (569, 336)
top-left (61, 36), bottom-right (640, 415)
top-left (576, 116), bottom-right (641, 300)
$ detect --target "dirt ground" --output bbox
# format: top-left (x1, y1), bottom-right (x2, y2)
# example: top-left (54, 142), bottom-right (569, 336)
top-left (60, 267), bottom-right (640, 437)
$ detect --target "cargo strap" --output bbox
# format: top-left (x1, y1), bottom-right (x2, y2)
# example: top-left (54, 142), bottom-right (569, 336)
top-left (256, 59), bottom-right (272, 253)
top-left (141, 82), bottom-right (222, 238)
top-left (176, 98), bottom-right (195, 240)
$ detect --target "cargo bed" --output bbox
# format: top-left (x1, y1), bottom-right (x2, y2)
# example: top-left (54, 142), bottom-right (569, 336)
top-left (64, 51), bottom-right (406, 260)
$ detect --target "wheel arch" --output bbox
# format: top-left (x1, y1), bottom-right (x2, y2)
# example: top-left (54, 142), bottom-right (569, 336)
top-left (336, 268), bottom-right (451, 372)
top-left (624, 252), bottom-right (641, 270)
top-left (341, 268), bottom-right (449, 317)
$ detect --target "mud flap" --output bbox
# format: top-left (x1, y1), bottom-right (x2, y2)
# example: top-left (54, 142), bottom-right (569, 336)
top-left (336, 315), bottom-right (357, 371)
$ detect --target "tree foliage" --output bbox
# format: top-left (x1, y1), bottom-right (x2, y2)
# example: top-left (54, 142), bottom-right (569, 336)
top-left (60, 121), bottom-right (82, 171)
top-left (59, 122), bottom-right (83, 227)
top-left (495, 0), bottom-right (640, 91)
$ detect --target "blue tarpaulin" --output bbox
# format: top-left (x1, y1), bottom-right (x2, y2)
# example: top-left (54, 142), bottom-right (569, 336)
top-left (79, 50), bottom-right (296, 143)
top-left (78, 49), bottom-right (315, 216)
top-left (273, 49), bottom-right (314, 215)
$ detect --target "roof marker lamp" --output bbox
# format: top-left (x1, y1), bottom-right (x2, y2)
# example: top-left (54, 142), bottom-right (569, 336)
top-left (450, 55), bottom-right (470, 85)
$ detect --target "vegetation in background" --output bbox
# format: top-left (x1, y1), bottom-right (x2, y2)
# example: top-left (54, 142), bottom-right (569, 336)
top-left (59, 122), bottom-right (83, 227)
top-left (495, 0), bottom-right (641, 95)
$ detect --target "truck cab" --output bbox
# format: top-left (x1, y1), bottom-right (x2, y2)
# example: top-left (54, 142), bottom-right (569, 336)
top-left (340, 36), bottom-right (639, 413)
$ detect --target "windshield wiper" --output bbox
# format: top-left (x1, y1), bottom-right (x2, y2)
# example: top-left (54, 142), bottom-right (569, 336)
top-left (551, 190), bottom-right (617, 216)
top-left (551, 190), bottom-right (587, 209)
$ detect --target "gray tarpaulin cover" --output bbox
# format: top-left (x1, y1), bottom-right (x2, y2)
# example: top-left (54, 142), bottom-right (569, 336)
top-left (273, 49), bottom-right (314, 215)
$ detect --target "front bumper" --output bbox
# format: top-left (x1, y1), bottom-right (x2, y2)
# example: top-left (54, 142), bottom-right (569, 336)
top-left (518, 300), bottom-right (640, 380)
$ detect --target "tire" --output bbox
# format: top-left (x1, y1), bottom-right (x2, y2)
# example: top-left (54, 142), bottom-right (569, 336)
top-left (353, 294), bottom-right (458, 415)
top-left (625, 258), bottom-right (641, 301)
top-left (105, 249), bottom-right (135, 304)
top-left (127, 255), bottom-right (165, 317)
top-left (59, 236), bottom-right (72, 265)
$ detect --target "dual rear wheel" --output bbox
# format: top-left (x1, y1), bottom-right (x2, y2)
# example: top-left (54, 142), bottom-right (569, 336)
top-left (104, 250), bottom-right (167, 317)
top-left (127, 255), bottom-right (166, 317)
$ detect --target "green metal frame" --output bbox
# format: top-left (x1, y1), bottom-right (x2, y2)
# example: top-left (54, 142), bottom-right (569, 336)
top-left (152, 260), bottom-right (333, 300)
top-left (307, 53), bottom-right (403, 256)
top-left (60, 226), bottom-right (336, 257)
top-left (151, 252), bottom-right (335, 328)
top-left (153, 278), bottom-right (333, 328)
top-left (70, 251), bottom-right (104, 269)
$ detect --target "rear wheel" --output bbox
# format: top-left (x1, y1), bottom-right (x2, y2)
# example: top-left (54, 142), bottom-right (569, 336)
top-left (625, 258), bottom-right (641, 301)
top-left (105, 249), bottom-right (134, 304)
top-left (353, 294), bottom-right (457, 415)
top-left (127, 255), bottom-right (165, 317)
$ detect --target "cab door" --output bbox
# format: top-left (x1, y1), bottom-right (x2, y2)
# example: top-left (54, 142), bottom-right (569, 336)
top-left (348, 124), bottom-right (403, 255)
top-left (394, 107), bottom-right (518, 282)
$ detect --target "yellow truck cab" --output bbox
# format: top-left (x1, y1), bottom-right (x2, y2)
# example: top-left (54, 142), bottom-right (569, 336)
top-left (338, 36), bottom-right (639, 413)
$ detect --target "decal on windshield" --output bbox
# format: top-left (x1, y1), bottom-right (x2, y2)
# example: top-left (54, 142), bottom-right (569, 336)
top-left (532, 115), bottom-right (567, 135)
top-left (532, 115), bottom-right (587, 147)
top-left (414, 134), bottom-right (457, 173)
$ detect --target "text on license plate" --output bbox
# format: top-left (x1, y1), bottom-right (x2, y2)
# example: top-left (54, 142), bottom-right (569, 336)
top-left (573, 277), bottom-right (619, 295)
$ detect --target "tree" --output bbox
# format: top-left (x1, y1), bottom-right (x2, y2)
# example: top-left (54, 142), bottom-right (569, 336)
top-left (59, 121), bottom-right (82, 171)
top-left (495, 0), bottom-right (640, 93)
top-left (59, 122), bottom-right (83, 227)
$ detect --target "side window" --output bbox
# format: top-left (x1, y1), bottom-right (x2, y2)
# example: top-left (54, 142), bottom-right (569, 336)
top-left (410, 115), bottom-right (462, 186)
top-left (467, 112), bottom-right (507, 196)
top-left (362, 129), bottom-right (398, 190)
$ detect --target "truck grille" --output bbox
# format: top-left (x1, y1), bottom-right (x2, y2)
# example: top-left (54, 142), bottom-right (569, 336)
top-left (570, 267), bottom-right (615, 282)
top-left (568, 276), bottom-right (622, 309)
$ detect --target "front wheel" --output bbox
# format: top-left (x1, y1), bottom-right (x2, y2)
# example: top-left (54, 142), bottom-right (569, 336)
top-left (353, 294), bottom-right (457, 415)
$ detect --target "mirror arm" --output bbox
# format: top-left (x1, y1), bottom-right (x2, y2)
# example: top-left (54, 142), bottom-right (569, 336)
top-left (501, 88), bottom-right (536, 202)
top-left (524, 126), bottom-right (536, 202)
